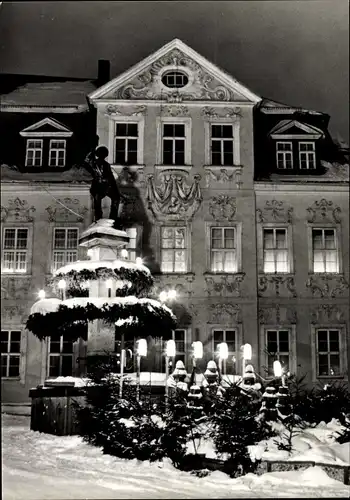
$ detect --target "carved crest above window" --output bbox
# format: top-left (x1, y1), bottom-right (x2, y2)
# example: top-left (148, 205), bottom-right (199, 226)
top-left (306, 199), bottom-right (341, 224)
top-left (1, 197), bottom-right (36, 222)
top-left (45, 198), bottom-right (88, 223)
top-left (258, 275), bottom-right (297, 298)
top-left (256, 200), bottom-right (293, 224)
top-left (259, 304), bottom-right (297, 325)
top-left (310, 304), bottom-right (345, 324)
top-left (204, 273), bottom-right (245, 297)
top-left (201, 106), bottom-right (241, 120)
top-left (306, 275), bottom-right (349, 298)
top-left (146, 173), bottom-right (202, 221)
top-left (209, 195), bottom-right (236, 221)
top-left (104, 104), bottom-right (147, 116)
top-left (208, 303), bottom-right (242, 324)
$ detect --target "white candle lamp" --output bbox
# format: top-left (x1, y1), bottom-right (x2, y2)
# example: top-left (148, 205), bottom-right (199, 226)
top-left (243, 343), bottom-right (252, 360)
top-left (38, 289), bottom-right (46, 299)
top-left (273, 360), bottom-right (282, 377)
top-left (166, 339), bottom-right (176, 357)
top-left (136, 338), bottom-right (147, 357)
top-left (58, 279), bottom-right (66, 290)
top-left (135, 257), bottom-right (143, 266)
top-left (218, 342), bottom-right (229, 360)
top-left (192, 341), bottom-right (203, 360)
top-left (121, 249), bottom-right (128, 259)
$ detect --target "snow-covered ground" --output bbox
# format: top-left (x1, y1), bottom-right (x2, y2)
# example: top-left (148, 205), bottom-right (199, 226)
top-left (2, 414), bottom-right (349, 500)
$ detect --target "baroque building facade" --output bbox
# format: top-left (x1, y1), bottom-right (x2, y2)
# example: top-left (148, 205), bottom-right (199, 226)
top-left (1, 39), bottom-right (349, 404)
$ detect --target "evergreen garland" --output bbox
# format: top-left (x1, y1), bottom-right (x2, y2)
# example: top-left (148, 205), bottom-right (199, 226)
top-left (26, 301), bottom-right (177, 342)
top-left (50, 266), bottom-right (154, 298)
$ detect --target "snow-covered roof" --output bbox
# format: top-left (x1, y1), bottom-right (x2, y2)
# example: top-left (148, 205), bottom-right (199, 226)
top-left (30, 298), bottom-right (62, 315)
top-left (1, 80), bottom-right (96, 108)
top-left (259, 97), bottom-right (325, 115)
top-left (54, 258), bottom-right (151, 275)
top-left (62, 296), bottom-right (173, 315)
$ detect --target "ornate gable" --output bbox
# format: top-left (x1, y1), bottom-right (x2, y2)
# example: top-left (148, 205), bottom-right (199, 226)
top-left (268, 120), bottom-right (324, 139)
top-left (89, 39), bottom-right (260, 104)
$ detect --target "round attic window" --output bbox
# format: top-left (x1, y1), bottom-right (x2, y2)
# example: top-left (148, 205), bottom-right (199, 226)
top-left (161, 71), bottom-right (189, 89)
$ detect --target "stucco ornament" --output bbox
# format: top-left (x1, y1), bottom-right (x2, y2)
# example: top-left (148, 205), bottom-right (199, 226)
top-left (209, 195), bottom-right (236, 221)
top-left (1, 305), bottom-right (25, 321)
top-left (310, 304), bottom-right (345, 324)
top-left (258, 275), bottom-right (297, 298)
top-left (152, 273), bottom-right (195, 299)
top-left (259, 305), bottom-right (297, 325)
top-left (205, 167), bottom-right (242, 189)
top-left (146, 174), bottom-right (202, 221)
top-left (201, 106), bottom-right (241, 120)
top-left (256, 200), bottom-right (293, 223)
top-left (208, 303), bottom-right (242, 324)
top-left (204, 273), bottom-right (245, 297)
top-left (162, 105), bottom-right (189, 117)
top-left (104, 104), bottom-right (147, 116)
top-left (1, 197), bottom-right (36, 222)
top-left (1, 277), bottom-right (32, 300)
top-left (306, 275), bottom-right (349, 298)
top-left (306, 199), bottom-right (341, 224)
top-left (45, 198), bottom-right (88, 222)
top-left (113, 49), bottom-right (238, 101)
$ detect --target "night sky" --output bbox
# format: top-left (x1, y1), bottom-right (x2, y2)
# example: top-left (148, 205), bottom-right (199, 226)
top-left (0, 1), bottom-right (348, 141)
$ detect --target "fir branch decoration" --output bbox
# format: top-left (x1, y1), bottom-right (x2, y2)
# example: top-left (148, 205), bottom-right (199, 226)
top-left (50, 266), bottom-right (154, 297)
top-left (26, 300), bottom-right (177, 342)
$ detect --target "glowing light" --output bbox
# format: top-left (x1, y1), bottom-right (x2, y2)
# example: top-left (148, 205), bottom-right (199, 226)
top-left (168, 289), bottom-right (177, 300)
top-left (159, 291), bottom-right (167, 302)
top-left (136, 257), bottom-right (143, 266)
top-left (166, 339), bottom-right (176, 357)
top-left (87, 249), bottom-right (94, 258)
top-left (273, 360), bottom-right (282, 377)
top-left (82, 281), bottom-right (90, 290)
top-left (121, 249), bottom-right (128, 258)
top-left (218, 342), bottom-right (229, 360)
top-left (38, 289), bottom-right (46, 299)
top-left (106, 279), bottom-right (113, 289)
top-left (192, 341), bottom-right (203, 359)
top-left (243, 343), bottom-right (252, 360)
top-left (136, 338), bottom-right (147, 357)
top-left (58, 279), bottom-right (66, 290)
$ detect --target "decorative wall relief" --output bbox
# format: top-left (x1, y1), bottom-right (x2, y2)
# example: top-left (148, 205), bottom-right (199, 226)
top-left (201, 106), bottom-right (241, 120)
top-left (310, 305), bottom-right (345, 324)
top-left (1, 197), bottom-right (36, 222)
top-left (113, 49), bottom-right (239, 102)
top-left (162, 105), bottom-right (189, 117)
top-left (306, 275), bottom-right (349, 298)
top-left (258, 275), bottom-right (297, 298)
top-left (152, 273), bottom-right (195, 299)
top-left (1, 305), bottom-right (26, 322)
top-left (146, 174), bottom-right (202, 221)
top-left (259, 304), bottom-right (297, 325)
top-left (208, 303), bottom-right (242, 324)
top-left (1, 277), bottom-right (32, 300)
top-left (204, 273), bottom-right (245, 297)
top-left (209, 195), bottom-right (236, 221)
top-left (256, 200), bottom-right (293, 223)
top-left (306, 199), bottom-right (341, 224)
top-left (204, 167), bottom-right (242, 189)
top-left (45, 198), bottom-right (88, 222)
top-left (104, 104), bottom-right (147, 116)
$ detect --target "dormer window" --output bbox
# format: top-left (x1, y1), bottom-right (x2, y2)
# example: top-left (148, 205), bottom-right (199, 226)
top-left (25, 140), bottom-right (43, 167)
top-left (299, 142), bottom-right (316, 169)
top-left (276, 142), bottom-right (293, 169)
top-left (49, 140), bottom-right (66, 167)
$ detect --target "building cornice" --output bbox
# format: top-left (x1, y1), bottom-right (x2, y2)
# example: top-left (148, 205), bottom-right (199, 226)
top-left (93, 99), bottom-right (255, 108)
top-left (1, 182), bottom-right (90, 194)
top-left (0, 105), bottom-right (88, 113)
top-left (254, 182), bottom-right (349, 193)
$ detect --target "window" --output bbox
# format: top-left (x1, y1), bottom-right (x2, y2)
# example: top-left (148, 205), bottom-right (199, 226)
top-left (1, 330), bottom-right (21, 377)
top-left (161, 227), bottom-right (186, 273)
top-left (210, 227), bottom-right (237, 272)
top-left (316, 329), bottom-right (340, 377)
top-left (25, 140), bottom-right (43, 167)
top-left (299, 142), bottom-right (316, 169)
top-left (266, 329), bottom-right (290, 377)
top-left (48, 335), bottom-right (74, 377)
top-left (211, 125), bottom-right (234, 166)
top-left (52, 228), bottom-right (78, 272)
top-left (276, 142), bottom-right (293, 169)
top-left (115, 123), bottom-right (138, 165)
top-left (2, 228), bottom-right (28, 273)
top-left (312, 229), bottom-right (338, 273)
top-left (49, 140), bottom-right (66, 167)
top-left (213, 329), bottom-right (237, 374)
top-left (263, 228), bottom-right (289, 273)
top-left (161, 71), bottom-right (189, 88)
top-left (162, 124), bottom-right (185, 165)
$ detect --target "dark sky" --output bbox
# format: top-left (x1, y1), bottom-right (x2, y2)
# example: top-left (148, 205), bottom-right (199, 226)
top-left (0, 1), bottom-right (348, 141)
